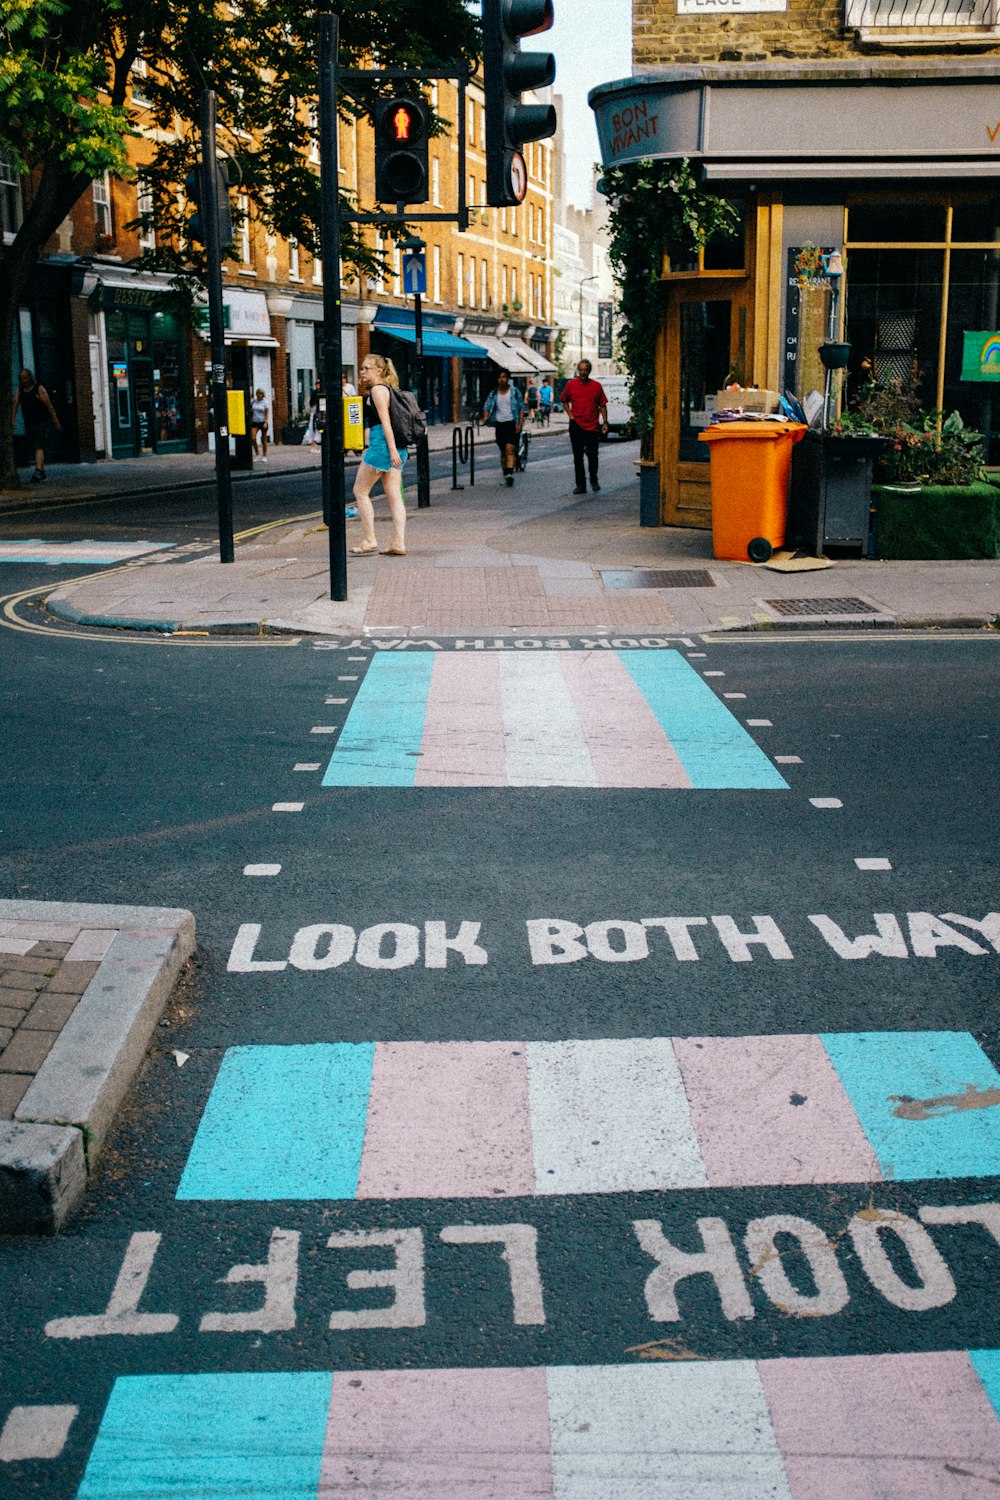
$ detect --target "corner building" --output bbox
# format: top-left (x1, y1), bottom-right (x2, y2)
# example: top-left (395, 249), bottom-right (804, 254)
top-left (590, 2), bottom-right (1000, 527)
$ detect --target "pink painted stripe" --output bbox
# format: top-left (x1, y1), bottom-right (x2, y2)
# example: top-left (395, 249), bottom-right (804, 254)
top-left (414, 654), bottom-right (506, 787)
top-left (559, 651), bottom-right (692, 788)
top-left (673, 1034), bottom-right (882, 1187)
top-left (319, 1368), bottom-right (554, 1498)
top-left (760, 1352), bottom-right (1000, 1497)
top-left (357, 1042), bottom-right (535, 1199)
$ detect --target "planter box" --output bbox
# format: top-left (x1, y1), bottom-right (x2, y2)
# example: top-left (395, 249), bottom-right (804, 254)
top-left (789, 431), bottom-right (884, 555)
top-left (872, 481), bottom-right (1000, 560)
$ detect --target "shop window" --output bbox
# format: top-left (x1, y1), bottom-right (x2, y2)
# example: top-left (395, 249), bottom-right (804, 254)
top-left (844, 247), bottom-right (945, 403)
top-left (1, 158), bottom-right (23, 240)
top-left (848, 200), bottom-right (948, 243)
top-left (945, 249), bottom-right (1000, 462)
top-left (702, 199), bottom-right (746, 271)
top-left (951, 201), bottom-right (1000, 243)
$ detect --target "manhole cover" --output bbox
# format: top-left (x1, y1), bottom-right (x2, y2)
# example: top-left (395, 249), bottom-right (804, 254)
top-left (765, 596), bottom-right (876, 616)
top-left (601, 569), bottom-right (715, 590)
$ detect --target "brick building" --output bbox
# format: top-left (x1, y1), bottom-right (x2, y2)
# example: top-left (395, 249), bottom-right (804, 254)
top-left (7, 72), bottom-right (555, 466)
top-left (590, 1), bottom-right (1000, 527)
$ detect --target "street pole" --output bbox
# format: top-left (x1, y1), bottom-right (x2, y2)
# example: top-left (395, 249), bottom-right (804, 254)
top-left (201, 90), bottom-right (234, 564)
top-left (320, 14), bottom-right (347, 601)
top-left (403, 234), bottom-right (431, 509)
top-left (578, 274), bottom-right (598, 369)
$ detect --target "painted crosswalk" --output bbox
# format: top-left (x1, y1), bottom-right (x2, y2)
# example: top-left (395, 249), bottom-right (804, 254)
top-left (320, 650), bottom-right (788, 789)
top-left (75, 1353), bottom-right (1000, 1497)
top-left (0, 539), bottom-right (173, 564)
top-left (176, 1030), bottom-right (1000, 1201)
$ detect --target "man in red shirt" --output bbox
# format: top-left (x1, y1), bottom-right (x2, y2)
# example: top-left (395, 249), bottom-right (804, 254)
top-left (561, 359), bottom-right (608, 494)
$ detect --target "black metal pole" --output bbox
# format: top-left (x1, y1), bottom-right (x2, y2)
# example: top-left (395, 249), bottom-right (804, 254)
top-left (320, 14), bottom-right (347, 601)
top-left (414, 288), bottom-right (430, 508)
top-left (201, 91), bottom-right (233, 564)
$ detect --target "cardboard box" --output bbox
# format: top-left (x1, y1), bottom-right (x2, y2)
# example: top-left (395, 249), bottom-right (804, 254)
top-left (715, 388), bottom-right (780, 414)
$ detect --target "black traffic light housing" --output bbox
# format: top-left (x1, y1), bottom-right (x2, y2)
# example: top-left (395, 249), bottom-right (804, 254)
top-left (184, 159), bottom-right (234, 251)
top-left (483, 0), bottom-right (556, 208)
top-left (374, 96), bottom-right (431, 205)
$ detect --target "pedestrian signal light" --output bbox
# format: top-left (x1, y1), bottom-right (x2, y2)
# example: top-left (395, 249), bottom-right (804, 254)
top-left (374, 95), bottom-right (430, 205)
top-left (483, 0), bottom-right (557, 208)
top-left (184, 160), bottom-right (234, 252)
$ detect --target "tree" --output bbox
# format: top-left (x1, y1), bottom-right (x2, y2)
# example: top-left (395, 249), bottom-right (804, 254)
top-left (0, 0), bottom-right (479, 486)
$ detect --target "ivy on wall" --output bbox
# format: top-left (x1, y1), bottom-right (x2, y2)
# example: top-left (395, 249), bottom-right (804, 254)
top-left (603, 159), bottom-right (739, 447)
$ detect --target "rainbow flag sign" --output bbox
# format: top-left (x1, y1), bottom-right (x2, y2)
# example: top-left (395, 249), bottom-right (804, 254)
top-left (961, 330), bottom-right (1000, 382)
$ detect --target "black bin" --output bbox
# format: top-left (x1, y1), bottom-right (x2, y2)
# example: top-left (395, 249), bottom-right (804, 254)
top-left (789, 430), bottom-right (884, 556)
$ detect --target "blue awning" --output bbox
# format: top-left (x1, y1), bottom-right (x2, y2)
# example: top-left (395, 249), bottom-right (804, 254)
top-left (376, 324), bottom-right (487, 359)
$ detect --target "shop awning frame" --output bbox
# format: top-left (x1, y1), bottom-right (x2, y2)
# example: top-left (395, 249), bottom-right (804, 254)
top-left (376, 324), bottom-right (487, 359)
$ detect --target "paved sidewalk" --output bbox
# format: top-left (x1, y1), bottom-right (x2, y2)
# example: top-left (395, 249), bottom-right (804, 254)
top-left (33, 440), bottom-right (1000, 637)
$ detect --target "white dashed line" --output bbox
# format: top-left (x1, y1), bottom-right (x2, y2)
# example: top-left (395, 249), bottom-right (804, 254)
top-left (272, 802), bottom-right (305, 813)
top-left (244, 864), bottom-right (282, 877)
top-left (703, 671), bottom-right (725, 677)
top-left (856, 857), bottom-right (892, 871)
top-left (724, 693), bottom-right (747, 700)
top-left (348, 656), bottom-right (367, 661)
top-left (687, 652), bottom-right (707, 658)
top-left (326, 697), bottom-right (348, 704)
top-left (747, 719), bottom-right (773, 727)
top-left (0, 1405), bottom-right (78, 1462)
top-left (310, 726), bottom-right (338, 734)
top-left (775, 756), bottom-right (803, 764)
top-left (810, 797), bottom-right (844, 809)
top-left (294, 763), bottom-right (321, 771)
top-left (338, 676), bottom-right (358, 681)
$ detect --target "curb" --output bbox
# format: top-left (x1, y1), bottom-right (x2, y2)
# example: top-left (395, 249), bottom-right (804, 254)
top-left (0, 900), bottom-right (195, 1234)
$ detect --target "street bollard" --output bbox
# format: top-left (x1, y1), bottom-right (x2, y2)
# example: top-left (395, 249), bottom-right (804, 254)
top-left (416, 434), bottom-right (431, 509)
top-left (451, 424), bottom-right (476, 490)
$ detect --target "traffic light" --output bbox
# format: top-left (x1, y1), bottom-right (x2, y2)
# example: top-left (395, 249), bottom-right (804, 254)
top-left (184, 160), bottom-right (234, 251)
top-left (483, 0), bottom-right (556, 208)
top-left (374, 96), bottom-right (430, 205)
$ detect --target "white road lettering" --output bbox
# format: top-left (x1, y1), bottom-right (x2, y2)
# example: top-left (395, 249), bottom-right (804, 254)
top-left (744, 1215), bottom-right (850, 1317)
top-left (633, 1217), bottom-right (755, 1322)
top-left (327, 1229), bottom-right (426, 1329)
top-left (848, 1210), bottom-right (957, 1311)
top-left (440, 1224), bottom-right (546, 1325)
top-left (200, 1229), bottom-right (300, 1334)
top-left (45, 1232), bottom-right (179, 1339)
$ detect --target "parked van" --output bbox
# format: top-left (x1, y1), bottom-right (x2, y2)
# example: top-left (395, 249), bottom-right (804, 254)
top-left (600, 374), bottom-right (633, 436)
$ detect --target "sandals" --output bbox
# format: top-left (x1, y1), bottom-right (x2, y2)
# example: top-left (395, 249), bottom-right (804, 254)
top-left (379, 546), bottom-right (407, 556)
top-left (350, 541), bottom-right (378, 555)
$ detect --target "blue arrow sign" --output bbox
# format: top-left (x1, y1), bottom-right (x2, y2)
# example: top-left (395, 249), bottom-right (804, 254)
top-left (402, 251), bottom-right (427, 296)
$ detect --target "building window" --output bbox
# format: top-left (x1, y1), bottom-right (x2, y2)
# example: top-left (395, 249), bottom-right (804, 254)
top-left (432, 157), bottom-right (441, 206)
top-left (393, 244), bottom-right (401, 296)
top-left (433, 244), bottom-right (441, 303)
top-left (502, 265), bottom-right (508, 308)
top-left (468, 255), bottom-right (476, 307)
top-left (1, 158), bottom-right (24, 239)
top-left (237, 193), bottom-right (252, 264)
top-left (136, 179), bottom-right (156, 252)
top-left (501, 206), bottom-right (507, 234)
top-left (93, 173), bottom-right (113, 238)
top-left (313, 253), bottom-right (323, 285)
top-left (845, 0), bottom-right (997, 24)
top-left (290, 238), bottom-right (302, 279)
top-left (467, 99), bottom-right (476, 145)
top-left (308, 105), bottom-right (320, 164)
top-left (374, 233), bottom-right (385, 292)
top-left (457, 252), bottom-right (464, 306)
top-left (511, 267), bottom-right (518, 308)
top-left (131, 56), bottom-right (150, 106)
top-left (468, 174), bottom-right (476, 208)
top-left (481, 259), bottom-right (488, 308)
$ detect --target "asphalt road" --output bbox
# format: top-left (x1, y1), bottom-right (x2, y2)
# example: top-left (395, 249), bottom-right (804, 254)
top-left (2, 621), bottom-right (999, 1494)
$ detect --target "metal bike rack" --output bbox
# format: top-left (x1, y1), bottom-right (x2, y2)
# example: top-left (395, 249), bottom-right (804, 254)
top-left (451, 424), bottom-right (476, 490)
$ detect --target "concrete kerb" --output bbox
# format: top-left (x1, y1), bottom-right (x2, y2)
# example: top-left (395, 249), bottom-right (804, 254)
top-left (0, 900), bottom-right (195, 1234)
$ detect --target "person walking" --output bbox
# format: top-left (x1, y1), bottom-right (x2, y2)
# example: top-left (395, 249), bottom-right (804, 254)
top-left (306, 379), bottom-right (323, 446)
top-left (11, 368), bottom-right (61, 483)
top-left (539, 377), bottom-right (553, 425)
top-left (481, 369), bottom-right (524, 487)
top-left (250, 388), bottom-right (270, 461)
top-left (561, 359), bottom-right (608, 494)
top-left (350, 354), bottom-right (408, 556)
top-left (525, 378), bottom-right (539, 424)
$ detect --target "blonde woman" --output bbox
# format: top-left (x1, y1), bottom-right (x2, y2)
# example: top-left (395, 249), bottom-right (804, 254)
top-left (351, 353), bottom-right (408, 556)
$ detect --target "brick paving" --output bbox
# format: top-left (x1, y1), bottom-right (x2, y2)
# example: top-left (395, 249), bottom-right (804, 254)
top-left (0, 925), bottom-right (113, 1119)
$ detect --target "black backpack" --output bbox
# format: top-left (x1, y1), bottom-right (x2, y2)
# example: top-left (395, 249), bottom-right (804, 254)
top-left (388, 387), bottom-right (427, 447)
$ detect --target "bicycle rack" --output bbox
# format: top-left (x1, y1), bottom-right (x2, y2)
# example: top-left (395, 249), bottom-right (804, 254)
top-left (451, 424), bottom-right (476, 491)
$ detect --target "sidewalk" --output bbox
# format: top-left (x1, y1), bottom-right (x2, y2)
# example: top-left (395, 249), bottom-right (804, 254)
top-left (30, 438), bottom-right (1000, 637)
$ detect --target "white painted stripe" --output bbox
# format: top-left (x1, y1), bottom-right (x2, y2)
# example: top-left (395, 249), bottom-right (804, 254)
top-left (526, 1038), bottom-right (707, 1194)
top-left (326, 697), bottom-right (348, 704)
top-left (498, 655), bottom-right (596, 787)
top-left (687, 652), bottom-right (707, 657)
top-left (775, 756), bottom-right (802, 764)
top-left (294, 763), bottom-right (321, 771)
top-left (547, 1363), bottom-right (792, 1499)
top-left (272, 802), bottom-right (304, 812)
top-left (704, 671), bottom-right (726, 677)
top-left (747, 719), bottom-right (772, 727)
top-left (723, 693), bottom-right (747, 700)
top-left (310, 726), bottom-right (338, 734)
top-left (855, 857), bottom-right (892, 870)
top-left (337, 676), bottom-right (358, 681)
top-left (244, 864), bottom-right (282, 876)
top-left (810, 797), bottom-right (843, 809)
top-left (0, 1405), bottom-right (78, 1462)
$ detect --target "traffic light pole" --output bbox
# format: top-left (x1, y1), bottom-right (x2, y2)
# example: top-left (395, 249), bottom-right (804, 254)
top-left (200, 90), bottom-right (234, 564)
top-left (319, 14), bottom-right (348, 602)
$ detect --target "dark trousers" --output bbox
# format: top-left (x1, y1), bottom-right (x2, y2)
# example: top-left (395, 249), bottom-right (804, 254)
top-left (570, 422), bottom-right (601, 488)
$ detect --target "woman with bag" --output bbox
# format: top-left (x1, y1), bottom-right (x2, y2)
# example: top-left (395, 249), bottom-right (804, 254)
top-left (351, 353), bottom-right (409, 556)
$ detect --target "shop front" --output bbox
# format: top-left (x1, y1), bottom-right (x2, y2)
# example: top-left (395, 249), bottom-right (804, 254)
top-left (88, 278), bottom-right (193, 458)
top-left (371, 308), bottom-right (488, 424)
top-left (590, 62), bottom-right (1000, 526)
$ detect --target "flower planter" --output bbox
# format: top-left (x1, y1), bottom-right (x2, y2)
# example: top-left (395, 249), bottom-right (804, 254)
top-left (818, 340), bottom-right (852, 370)
top-left (872, 481), bottom-right (1000, 560)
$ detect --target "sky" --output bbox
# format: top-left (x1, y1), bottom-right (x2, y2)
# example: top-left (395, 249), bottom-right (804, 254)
top-left (548, 0), bottom-right (633, 208)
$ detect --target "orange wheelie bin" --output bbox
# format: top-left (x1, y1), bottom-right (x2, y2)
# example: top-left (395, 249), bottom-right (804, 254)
top-left (698, 421), bottom-right (808, 562)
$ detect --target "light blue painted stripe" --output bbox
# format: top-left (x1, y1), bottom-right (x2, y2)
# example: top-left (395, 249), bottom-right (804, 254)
top-left (820, 1030), bottom-right (1000, 1181)
top-left (321, 653), bottom-right (433, 787)
top-left (618, 650), bottom-right (788, 789)
top-left (177, 1044), bottom-right (374, 1200)
top-left (76, 1372), bottom-right (332, 1500)
top-left (971, 1350), bottom-right (1000, 1420)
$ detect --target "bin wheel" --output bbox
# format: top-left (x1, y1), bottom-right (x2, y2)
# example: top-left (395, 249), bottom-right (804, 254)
top-left (747, 537), bottom-right (773, 563)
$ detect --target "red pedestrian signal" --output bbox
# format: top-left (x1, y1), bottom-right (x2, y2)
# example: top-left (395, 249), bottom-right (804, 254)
top-left (374, 96), bottom-right (430, 204)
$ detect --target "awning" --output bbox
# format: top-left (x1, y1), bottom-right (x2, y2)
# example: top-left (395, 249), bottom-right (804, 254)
top-left (472, 334), bottom-right (538, 376)
top-left (504, 339), bottom-right (556, 375)
top-left (377, 325), bottom-right (487, 359)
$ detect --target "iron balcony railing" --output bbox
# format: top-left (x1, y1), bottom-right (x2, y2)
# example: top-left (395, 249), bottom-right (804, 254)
top-left (846, 0), bottom-right (998, 24)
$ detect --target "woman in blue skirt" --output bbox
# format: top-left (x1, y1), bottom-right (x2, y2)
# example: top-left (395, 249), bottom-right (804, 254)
top-left (351, 354), bottom-right (408, 556)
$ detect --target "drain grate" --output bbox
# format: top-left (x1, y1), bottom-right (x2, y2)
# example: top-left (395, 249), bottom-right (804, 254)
top-left (601, 569), bottom-right (715, 590)
top-left (765, 596), bottom-right (877, 616)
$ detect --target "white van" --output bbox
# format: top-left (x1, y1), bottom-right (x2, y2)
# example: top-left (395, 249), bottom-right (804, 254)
top-left (600, 374), bottom-right (633, 436)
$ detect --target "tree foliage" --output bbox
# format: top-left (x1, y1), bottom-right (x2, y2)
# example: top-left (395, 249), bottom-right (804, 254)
top-left (602, 158), bottom-right (739, 445)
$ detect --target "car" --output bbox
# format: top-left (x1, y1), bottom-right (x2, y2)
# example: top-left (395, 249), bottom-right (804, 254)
top-left (600, 374), bottom-right (633, 436)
